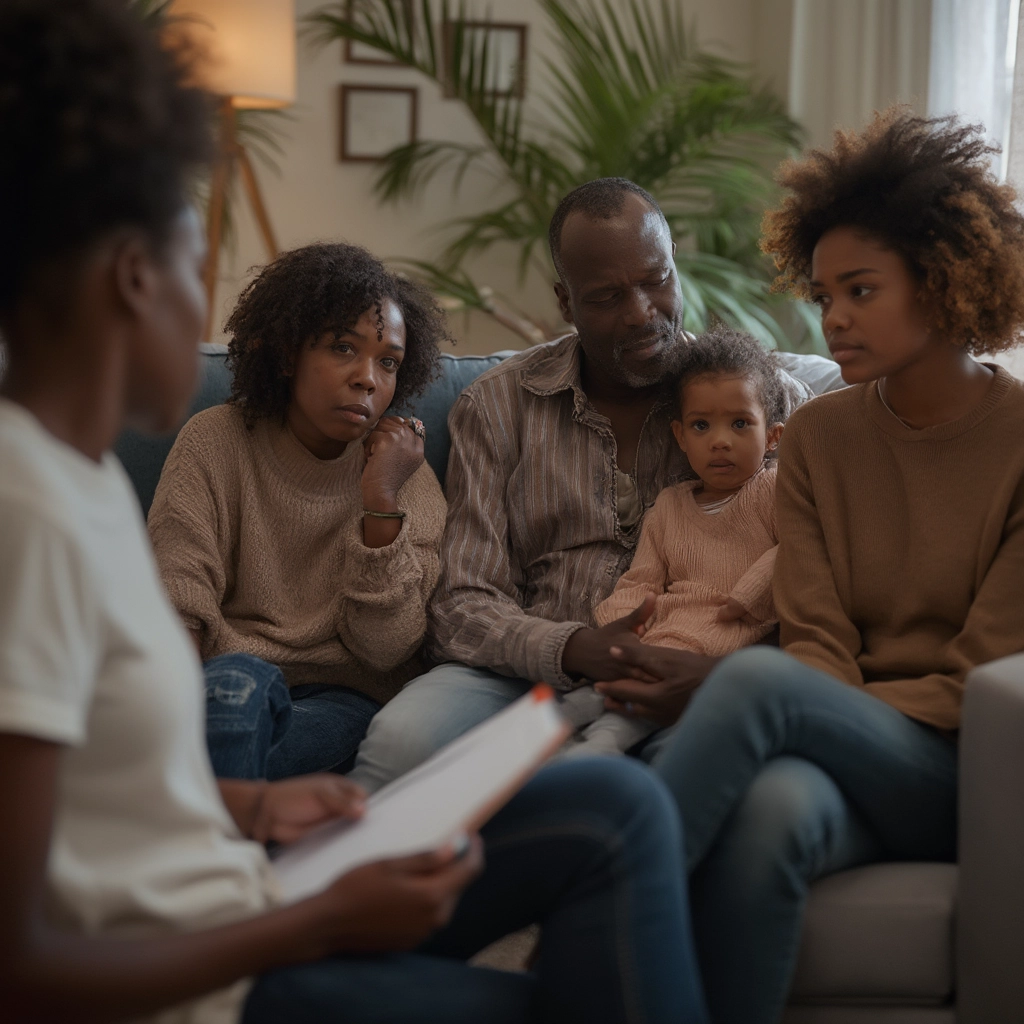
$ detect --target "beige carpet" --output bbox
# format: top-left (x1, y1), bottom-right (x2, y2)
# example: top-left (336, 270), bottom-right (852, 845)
top-left (470, 925), bottom-right (539, 972)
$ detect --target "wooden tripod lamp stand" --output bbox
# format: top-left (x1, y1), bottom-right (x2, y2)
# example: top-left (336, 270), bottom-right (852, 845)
top-left (168, 0), bottom-right (296, 340)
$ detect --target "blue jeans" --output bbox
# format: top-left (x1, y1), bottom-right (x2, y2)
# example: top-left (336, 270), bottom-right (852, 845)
top-left (243, 757), bottom-right (709, 1024)
top-left (649, 646), bottom-right (958, 1024)
top-left (348, 663), bottom-right (530, 793)
top-left (204, 654), bottom-right (381, 780)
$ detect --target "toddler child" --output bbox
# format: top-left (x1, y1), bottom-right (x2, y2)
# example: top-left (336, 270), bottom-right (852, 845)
top-left (560, 327), bottom-right (786, 754)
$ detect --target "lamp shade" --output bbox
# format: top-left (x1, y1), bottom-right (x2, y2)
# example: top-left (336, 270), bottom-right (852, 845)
top-left (168, 0), bottom-right (296, 109)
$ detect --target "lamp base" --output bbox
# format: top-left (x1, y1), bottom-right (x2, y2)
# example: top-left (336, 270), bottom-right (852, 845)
top-left (203, 98), bottom-right (280, 341)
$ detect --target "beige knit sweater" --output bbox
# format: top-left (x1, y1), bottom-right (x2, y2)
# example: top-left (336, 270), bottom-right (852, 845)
top-left (775, 366), bottom-right (1024, 731)
top-left (148, 404), bottom-right (447, 704)
top-left (594, 464), bottom-right (778, 655)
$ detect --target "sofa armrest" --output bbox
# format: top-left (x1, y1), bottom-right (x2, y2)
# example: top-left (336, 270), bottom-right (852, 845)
top-left (957, 651), bottom-right (1024, 1023)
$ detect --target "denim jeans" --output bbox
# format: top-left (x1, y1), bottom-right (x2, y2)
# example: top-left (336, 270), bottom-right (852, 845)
top-left (204, 653), bottom-right (381, 780)
top-left (243, 757), bottom-right (708, 1024)
top-left (347, 663), bottom-right (531, 793)
top-left (649, 646), bottom-right (958, 1024)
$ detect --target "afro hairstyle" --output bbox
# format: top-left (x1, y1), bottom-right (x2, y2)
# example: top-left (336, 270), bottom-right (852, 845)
top-left (761, 107), bottom-right (1024, 355)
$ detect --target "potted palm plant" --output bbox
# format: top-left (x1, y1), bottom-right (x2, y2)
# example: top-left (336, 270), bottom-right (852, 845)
top-left (310, 0), bottom-right (824, 351)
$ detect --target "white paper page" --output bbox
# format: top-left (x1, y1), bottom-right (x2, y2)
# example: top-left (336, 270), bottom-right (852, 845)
top-left (271, 688), bottom-right (568, 904)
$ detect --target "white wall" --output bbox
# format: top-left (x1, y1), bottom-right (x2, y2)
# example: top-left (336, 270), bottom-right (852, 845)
top-left (211, 0), bottom-right (756, 354)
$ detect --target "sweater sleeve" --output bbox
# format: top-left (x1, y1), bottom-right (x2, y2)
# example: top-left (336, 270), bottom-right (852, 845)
top-left (428, 392), bottom-right (585, 688)
top-left (334, 461), bottom-right (446, 673)
top-left (774, 421), bottom-right (864, 686)
top-left (728, 469), bottom-right (779, 623)
top-left (593, 494), bottom-right (670, 626)
top-left (728, 545), bottom-right (778, 624)
top-left (863, 472), bottom-right (1024, 730)
top-left (147, 418), bottom-right (232, 659)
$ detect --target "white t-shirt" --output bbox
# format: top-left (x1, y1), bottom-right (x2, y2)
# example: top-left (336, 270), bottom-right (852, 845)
top-left (0, 400), bottom-right (278, 1024)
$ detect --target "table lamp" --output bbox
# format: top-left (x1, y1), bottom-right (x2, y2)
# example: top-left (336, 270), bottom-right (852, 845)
top-left (168, 0), bottom-right (296, 340)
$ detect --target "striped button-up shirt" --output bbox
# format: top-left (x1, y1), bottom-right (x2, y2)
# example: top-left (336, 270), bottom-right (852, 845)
top-left (428, 334), bottom-right (836, 687)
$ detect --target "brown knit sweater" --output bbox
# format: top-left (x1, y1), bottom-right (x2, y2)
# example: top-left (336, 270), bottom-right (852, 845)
top-left (594, 464), bottom-right (779, 655)
top-left (775, 366), bottom-right (1024, 731)
top-left (148, 404), bottom-right (447, 704)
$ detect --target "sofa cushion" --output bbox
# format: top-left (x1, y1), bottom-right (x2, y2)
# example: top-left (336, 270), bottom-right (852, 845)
top-left (787, 863), bottom-right (956, 1005)
top-left (775, 350), bottom-right (846, 397)
top-left (393, 350), bottom-right (517, 486)
top-left (115, 346), bottom-right (513, 515)
top-left (115, 344), bottom-right (234, 516)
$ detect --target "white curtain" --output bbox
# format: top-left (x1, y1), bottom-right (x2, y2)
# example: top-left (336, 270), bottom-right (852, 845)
top-left (1005, 1), bottom-right (1024, 185)
top-left (928, 0), bottom-right (1016, 175)
top-left (788, 0), bottom-right (932, 149)
top-left (1000, 1), bottom-right (1024, 378)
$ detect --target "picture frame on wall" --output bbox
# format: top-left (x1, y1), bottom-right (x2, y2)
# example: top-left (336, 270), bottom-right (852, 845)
top-left (443, 21), bottom-right (528, 99)
top-left (342, 0), bottom-right (414, 65)
top-left (339, 84), bottom-right (418, 162)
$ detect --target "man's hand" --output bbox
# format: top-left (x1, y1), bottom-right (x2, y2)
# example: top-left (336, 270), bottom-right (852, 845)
top-left (594, 645), bottom-right (721, 726)
top-left (308, 836), bottom-right (484, 953)
top-left (561, 595), bottom-right (659, 681)
top-left (716, 597), bottom-right (760, 626)
top-left (252, 775), bottom-right (367, 845)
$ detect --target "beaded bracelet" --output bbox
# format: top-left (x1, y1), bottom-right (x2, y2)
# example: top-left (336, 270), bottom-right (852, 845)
top-left (363, 508), bottom-right (406, 519)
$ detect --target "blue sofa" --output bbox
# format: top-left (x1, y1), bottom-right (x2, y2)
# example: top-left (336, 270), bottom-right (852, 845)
top-left (115, 343), bottom-right (1024, 1024)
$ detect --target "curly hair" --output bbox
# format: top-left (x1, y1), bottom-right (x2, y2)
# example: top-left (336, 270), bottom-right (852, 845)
top-left (761, 107), bottom-right (1024, 355)
top-left (0, 0), bottom-right (213, 317)
top-left (226, 243), bottom-right (451, 425)
top-left (675, 325), bottom-right (787, 425)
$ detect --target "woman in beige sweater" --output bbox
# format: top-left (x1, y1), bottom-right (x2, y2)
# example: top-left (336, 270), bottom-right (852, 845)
top-left (149, 243), bottom-right (450, 780)
top-left (596, 110), bottom-right (1024, 1023)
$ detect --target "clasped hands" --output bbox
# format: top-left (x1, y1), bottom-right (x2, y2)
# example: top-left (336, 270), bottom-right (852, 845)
top-left (561, 594), bottom-right (724, 726)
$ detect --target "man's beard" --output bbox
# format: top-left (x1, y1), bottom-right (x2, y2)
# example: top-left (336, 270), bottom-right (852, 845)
top-left (610, 322), bottom-right (689, 388)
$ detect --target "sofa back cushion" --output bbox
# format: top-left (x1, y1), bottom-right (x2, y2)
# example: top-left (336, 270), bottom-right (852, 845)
top-left (114, 345), bottom-right (513, 515)
top-left (115, 343), bottom-right (844, 517)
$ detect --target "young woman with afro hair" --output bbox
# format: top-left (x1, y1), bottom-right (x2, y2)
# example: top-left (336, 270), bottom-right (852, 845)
top-left (0, 2), bottom-right (711, 1023)
top-left (148, 241), bottom-right (453, 782)
top-left (605, 108), bottom-right (1024, 1024)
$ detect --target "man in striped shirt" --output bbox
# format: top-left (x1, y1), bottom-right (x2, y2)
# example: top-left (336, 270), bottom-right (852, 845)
top-left (347, 179), bottom-right (842, 793)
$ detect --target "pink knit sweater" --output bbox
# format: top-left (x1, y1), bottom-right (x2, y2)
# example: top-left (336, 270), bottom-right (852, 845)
top-left (594, 464), bottom-right (778, 655)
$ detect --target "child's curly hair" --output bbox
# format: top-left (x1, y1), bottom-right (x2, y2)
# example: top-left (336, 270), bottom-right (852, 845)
top-left (226, 243), bottom-right (452, 426)
top-left (675, 325), bottom-right (787, 425)
top-left (761, 107), bottom-right (1024, 355)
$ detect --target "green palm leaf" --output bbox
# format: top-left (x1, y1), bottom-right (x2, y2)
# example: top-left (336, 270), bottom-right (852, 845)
top-left (308, 0), bottom-right (825, 352)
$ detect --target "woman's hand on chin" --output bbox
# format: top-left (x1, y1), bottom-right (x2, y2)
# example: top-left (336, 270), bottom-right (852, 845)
top-left (361, 415), bottom-right (426, 511)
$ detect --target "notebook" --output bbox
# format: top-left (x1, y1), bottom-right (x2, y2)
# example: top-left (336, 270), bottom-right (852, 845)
top-left (271, 684), bottom-right (570, 903)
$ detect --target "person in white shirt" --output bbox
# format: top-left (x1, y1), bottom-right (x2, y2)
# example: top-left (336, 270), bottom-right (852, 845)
top-left (0, 3), bottom-right (708, 1023)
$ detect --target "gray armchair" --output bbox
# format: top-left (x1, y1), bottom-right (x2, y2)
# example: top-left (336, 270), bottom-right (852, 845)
top-left (783, 651), bottom-right (1024, 1023)
top-left (475, 658), bottom-right (1024, 1024)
